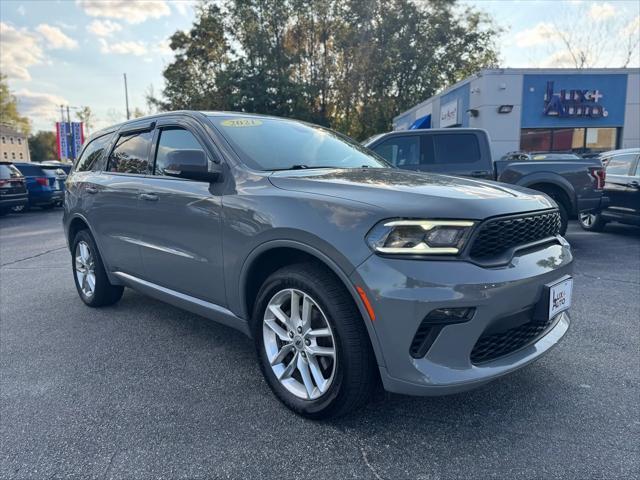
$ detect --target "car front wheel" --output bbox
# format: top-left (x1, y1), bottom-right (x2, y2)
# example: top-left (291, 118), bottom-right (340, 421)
top-left (253, 263), bottom-right (377, 418)
top-left (578, 212), bottom-right (606, 232)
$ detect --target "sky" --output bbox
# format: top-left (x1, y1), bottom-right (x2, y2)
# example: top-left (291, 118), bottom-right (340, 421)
top-left (1, 0), bottom-right (639, 133)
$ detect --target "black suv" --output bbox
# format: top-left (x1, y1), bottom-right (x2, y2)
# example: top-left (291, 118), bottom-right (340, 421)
top-left (0, 162), bottom-right (28, 215)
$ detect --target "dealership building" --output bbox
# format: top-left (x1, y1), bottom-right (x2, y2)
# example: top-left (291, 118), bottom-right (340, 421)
top-left (393, 68), bottom-right (640, 159)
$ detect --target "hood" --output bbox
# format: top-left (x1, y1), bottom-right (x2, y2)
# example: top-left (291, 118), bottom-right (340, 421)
top-left (269, 168), bottom-right (555, 219)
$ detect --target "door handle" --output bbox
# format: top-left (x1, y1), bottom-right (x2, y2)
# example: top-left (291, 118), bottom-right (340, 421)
top-left (85, 186), bottom-right (98, 194)
top-left (139, 193), bottom-right (159, 201)
top-left (470, 170), bottom-right (491, 177)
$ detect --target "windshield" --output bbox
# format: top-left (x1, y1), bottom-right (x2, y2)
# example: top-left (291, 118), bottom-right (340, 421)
top-left (211, 115), bottom-right (390, 171)
top-left (531, 153), bottom-right (581, 160)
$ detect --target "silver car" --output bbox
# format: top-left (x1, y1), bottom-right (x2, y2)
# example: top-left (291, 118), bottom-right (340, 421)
top-left (63, 112), bottom-right (573, 418)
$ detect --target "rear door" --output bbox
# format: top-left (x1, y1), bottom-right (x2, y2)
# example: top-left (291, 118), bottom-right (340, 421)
top-left (87, 123), bottom-right (155, 276)
top-left (136, 117), bottom-right (226, 305)
top-left (603, 153), bottom-right (638, 218)
top-left (419, 131), bottom-right (493, 179)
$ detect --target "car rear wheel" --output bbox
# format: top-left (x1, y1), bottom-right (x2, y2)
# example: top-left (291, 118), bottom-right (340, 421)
top-left (578, 212), bottom-right (606, 232)
top-left (253, 263), bottom-right (377, 419)
top-left (72, 229), bottom-right (124, 307)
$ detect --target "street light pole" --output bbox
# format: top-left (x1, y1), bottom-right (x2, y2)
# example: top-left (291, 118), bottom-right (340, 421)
top-left (123, 73), bottom-right (130, 120)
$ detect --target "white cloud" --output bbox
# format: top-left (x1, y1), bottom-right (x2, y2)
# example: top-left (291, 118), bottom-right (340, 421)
top-left (514, 23), bottom-right (557, 48)
top-left (0, 22), bottom-right (43, 81)
top-left (621, 15), bottom-right (640, 37)
top-left (99, 38), bottom-right (147, 56)
top-left (35, 24), bottom-right (78, 50)
top-left (541, 50), bottom-right (580, 68)
top-left (172, 0), bottom-right (197, 16)
top-left (154, 38), bottom-right (172, 56)
top-left (588, 3), bottom-right (616, 21)
top-left (15, 89), bottom-right (68, 119)
top-left (76, 0), bottom-right (171, 24)
top-left (87, 19), bottom-right (122, 37)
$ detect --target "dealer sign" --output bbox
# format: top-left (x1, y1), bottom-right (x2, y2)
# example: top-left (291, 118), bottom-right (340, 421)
top-left (543, 80), bottom-right (608, 118)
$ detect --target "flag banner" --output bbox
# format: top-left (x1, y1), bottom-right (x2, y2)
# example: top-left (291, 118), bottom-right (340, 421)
top-left (56, 122), bottom-right (84, 160)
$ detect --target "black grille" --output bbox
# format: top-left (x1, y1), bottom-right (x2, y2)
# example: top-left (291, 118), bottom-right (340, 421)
top-left (469, 210), bottom-right (561, 260)
top-left (470, 315), bottom-right (557, 364)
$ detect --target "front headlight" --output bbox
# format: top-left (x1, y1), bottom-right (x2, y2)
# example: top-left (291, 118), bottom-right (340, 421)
top-left (366, 219), bottom-right (475, 255)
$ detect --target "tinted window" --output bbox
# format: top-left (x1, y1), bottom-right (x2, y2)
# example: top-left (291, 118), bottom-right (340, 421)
top-left (108, 131), bottom-right (153, 174)
top-left (155, 128), bottom-right (206, 176)
top-left (76, 134), bottom-right (112, 172)
top-left (0, 164), bottom-right (22, 179)
top-left (606, 154), bottom-right (635, 175)
top-left (372, 136), bottom-right (419, 167)
top-left (14, 164), bottom-right (43, 177)
top-left (423, 134), bottom-right (481, 165)
top-left (213, 116), bottom-right (388, 170)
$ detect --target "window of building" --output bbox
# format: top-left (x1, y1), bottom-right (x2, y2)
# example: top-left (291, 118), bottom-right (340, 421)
top-left (521, 127), bottom-right (618, 154)
top-left (371, 136), bottom-right (420, 167)
top-left (17, 138), bottom-right (22, 145)
top-left (107, 131), bottom-right (153, 175)
top-left (2, 152), bottom-right (7, 159)
top-left (19, 153), bottom-right (23, 159)
top-left (154, 128), bottom-right (207, 176)
top-left (1, 136), bottom-right (5, 144)
top-left (606, 154), bottom-right (635, 175)
top-left (9, 137), bottom-right (14, 144)
top-left (11, 152), bottom-right (16, 159)
top-left (76, 133), bottom-right (112, 172)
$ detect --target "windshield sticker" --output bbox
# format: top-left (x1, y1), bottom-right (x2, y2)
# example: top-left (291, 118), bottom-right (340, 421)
top-left (221, 119), bottom-right (263, 127)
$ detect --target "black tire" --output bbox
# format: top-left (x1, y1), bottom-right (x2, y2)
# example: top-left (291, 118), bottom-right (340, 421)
top-left (253, 263), bottom-right (378, 419)
top-left (578, 212), bottom-right (606, 232)
top-left (546, 194), bottom-right (569, 235)
top-left (71, 229), bottom-right (124, 307)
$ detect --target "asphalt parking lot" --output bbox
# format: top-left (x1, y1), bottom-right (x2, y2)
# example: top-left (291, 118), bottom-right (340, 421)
top-left (1, 209), bottom-right (638, 480)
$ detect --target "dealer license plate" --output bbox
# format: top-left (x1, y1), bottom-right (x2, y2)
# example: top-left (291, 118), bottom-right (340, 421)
top-left (549, 277), bottom-right (572, 319)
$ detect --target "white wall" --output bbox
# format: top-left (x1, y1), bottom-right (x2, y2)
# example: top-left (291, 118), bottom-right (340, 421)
top-left (622, 73), bottom-right (640, 148)
top-left (468, 73), bottom-right (523, 160)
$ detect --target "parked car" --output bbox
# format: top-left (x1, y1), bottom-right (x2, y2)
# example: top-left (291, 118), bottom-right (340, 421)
top-left (42, 160), bottom-right (72, 175)
top-left (64, 112), bottom-right (573, 418)
top-left (578, 148), bottom-right (640, 231)
top-left (363, 129), bottom-right (606, 234)
top-left (0, 162), bottom-right (28, 215)
top-left (12, 162), bottom-right (66, 211)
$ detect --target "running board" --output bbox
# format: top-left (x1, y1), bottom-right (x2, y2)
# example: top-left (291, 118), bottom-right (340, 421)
top-left (113, 271), bottom-right (251, 337)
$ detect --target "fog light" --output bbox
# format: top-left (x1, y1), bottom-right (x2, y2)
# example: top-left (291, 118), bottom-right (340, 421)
top-left (424, 307), bottom-right (475, 324)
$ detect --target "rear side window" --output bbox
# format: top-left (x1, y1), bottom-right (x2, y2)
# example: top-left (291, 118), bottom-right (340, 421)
top-left (0, 164), bottom-right (22, 179)
top-left (155, 128), bottom-right (207, 176)
top-left (76, 134), bottom-right (112, 172)
top-left (423, 134), bottom-right (482, 165)
top-left (606, 154), bottom-right (635, 175)
top-left (372, 136), bottom-right (420, 166)
top-left (108, 131), bottom-right (153, 175)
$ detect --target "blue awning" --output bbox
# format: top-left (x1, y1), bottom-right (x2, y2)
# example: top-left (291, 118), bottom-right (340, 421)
top-left (409, 114), bottom-right (431, 129)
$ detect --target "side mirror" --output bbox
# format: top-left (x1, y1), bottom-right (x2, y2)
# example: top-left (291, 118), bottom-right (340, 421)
top-left (163, 149), bottom-right (221, 182)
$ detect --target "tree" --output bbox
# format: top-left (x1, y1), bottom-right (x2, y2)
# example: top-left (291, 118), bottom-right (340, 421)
top-left (0, 75), bottom-right (31, 134)
top-left (75, 106), bottom-right (94, 136)
top-left (154, 0), bottom-right (501, 139)
top-left (28, 131), bottom-right (57, 162)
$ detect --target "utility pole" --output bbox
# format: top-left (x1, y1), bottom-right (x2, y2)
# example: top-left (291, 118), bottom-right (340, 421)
top-left (123, 73), bottom-right (130, 120)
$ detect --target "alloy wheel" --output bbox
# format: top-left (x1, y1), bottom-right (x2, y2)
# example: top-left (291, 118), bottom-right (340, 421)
top-left (262, 288), bottom-right (337, 400)
top-left (579, 212), bottom-right (596, 227)
top-left (75, 241), bottom-right (96, 298)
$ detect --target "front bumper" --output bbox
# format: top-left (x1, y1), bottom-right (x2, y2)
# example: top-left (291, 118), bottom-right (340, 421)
top-left (351, 239), bottom-right (573, 396)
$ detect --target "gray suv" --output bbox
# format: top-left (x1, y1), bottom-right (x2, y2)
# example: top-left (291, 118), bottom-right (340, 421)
top-left (64, 111), bottom-right (573, 418)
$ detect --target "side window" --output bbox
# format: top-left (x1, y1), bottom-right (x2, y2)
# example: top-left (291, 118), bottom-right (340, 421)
top-left (635, 157), bottom-right (640, 176)
top-left (424, 134), bottom-right (482, 165)
top-left (154, 128), bottom-right (207, 176)
top-left (108, 131), bottom-right (153, 175)
top-left (371, 136), bottom-right (419, 167)
top-left (76, 134), bottom-right (112, 172)
top-left (606, 154), bottom-right (635, 175)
